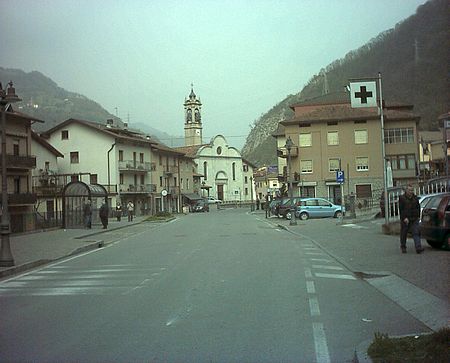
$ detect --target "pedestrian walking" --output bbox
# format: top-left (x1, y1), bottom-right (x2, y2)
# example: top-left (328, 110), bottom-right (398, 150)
top-left (83, 200), bottom-right (92, 229)
top-left (116, 202), bottom-right (122, 222)
top-left (127, 201), bottom-right (134, 222)
top-left (399, 184), bottom-right (424, 254)
top-left (99, 202), bottom-right (109, 229)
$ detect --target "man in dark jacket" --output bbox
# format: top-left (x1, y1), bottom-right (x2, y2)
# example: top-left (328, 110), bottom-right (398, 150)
top-left (99, 202), bottom-right (109, 229)
top-left (399, 184), bottom-right (424, 254)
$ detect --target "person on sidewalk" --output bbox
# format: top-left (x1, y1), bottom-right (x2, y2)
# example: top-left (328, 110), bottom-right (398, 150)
top-left (399, 184), bottom-right (424, 254)
top-left (127, 201), bottom-right (134, 222)
top-left (116, 202), bottom-right (122, 222)
top-left (83, 200), bottom-right (92, 229)
top-left (99, 202), bottom-right (109, 229)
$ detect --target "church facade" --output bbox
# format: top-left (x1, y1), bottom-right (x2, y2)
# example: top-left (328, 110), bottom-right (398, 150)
top-left (176, 87), bottom-right (255, 203)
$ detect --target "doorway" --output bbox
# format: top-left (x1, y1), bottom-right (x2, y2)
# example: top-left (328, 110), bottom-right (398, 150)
top-left (329, 185), bottom-right (342, 205)
top-left (217, 184), bottom-right (224, 201)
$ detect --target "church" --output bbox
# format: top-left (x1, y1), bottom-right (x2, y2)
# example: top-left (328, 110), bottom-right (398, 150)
top-left (175, 86), bottom-right (255, 203)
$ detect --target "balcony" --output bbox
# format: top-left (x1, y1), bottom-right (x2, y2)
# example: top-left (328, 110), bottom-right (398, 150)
top-left (0, 154), bottom-right (37, 169)
top-left (8, 193), bottom-right (37, 205)
top-left (163, 165), bottom-right (179, 176)
top-left (118, 160), bottom-right (152, 172)
top-left (277, 147), bottom-right (298, 158)
top-left (119, 184), bottom-right (156, 194)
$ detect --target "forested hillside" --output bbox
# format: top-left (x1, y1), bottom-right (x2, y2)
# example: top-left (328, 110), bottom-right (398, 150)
top-left (242, 0), bottom-right (449, 167)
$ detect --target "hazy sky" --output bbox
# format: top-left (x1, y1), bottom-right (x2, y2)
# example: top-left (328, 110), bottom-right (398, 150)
top-left (1, 0), bottom-right (427, 148)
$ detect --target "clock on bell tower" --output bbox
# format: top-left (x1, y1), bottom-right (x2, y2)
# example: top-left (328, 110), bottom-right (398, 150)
top-left (184, 84), bottom-right (203, 146)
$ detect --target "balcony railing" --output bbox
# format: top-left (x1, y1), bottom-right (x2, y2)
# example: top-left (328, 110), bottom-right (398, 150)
top-left (8, 193), bottom-right (37, 205)
top-left (119, 184), bottom-right (156, 193)
top-left (0, 154), bottom-right (37, 169)
top-left (277, 147), bottom-right (298, 158)
top-left (163, 165), bottom-right (179, 175)
top-left (118, 160), bottom-right (152, 172)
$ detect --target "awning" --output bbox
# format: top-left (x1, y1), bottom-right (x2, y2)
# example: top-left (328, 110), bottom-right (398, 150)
top-left (182, 193), bottom-right (203, 201)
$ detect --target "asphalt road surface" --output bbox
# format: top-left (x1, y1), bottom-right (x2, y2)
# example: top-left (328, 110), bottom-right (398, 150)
top-left (0, 209), bottom-right (430, 362)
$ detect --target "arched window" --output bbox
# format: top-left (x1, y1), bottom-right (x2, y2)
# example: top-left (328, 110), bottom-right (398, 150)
top-left (232, 162), bottom-right (236, 181)
top-left (203, 161), bottom-right (208, 181)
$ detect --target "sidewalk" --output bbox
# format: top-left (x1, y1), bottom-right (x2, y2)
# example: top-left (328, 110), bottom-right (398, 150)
top-left (0, 215), bottom-right (147, 279)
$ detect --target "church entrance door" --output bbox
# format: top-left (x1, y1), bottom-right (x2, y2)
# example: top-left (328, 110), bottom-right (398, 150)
top-left (217, 184), bottom-right (224, 201)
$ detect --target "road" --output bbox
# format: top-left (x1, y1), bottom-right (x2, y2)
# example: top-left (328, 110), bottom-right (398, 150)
top-left (0, 208), bottom-right (432, 362)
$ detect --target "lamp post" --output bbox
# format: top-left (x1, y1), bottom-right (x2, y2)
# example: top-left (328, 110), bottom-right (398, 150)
top-left (0, 81), bottom-right (22, 267)
top-left (285, 136), bottom-right (297, 226)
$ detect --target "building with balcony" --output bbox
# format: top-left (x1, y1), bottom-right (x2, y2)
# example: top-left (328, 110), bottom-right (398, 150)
top-left (1, 106), bottom-right (43, 232)
top-left (275, 92), bottom-right (420, 204)
top-left (41, 118), bottom-right (157, 216)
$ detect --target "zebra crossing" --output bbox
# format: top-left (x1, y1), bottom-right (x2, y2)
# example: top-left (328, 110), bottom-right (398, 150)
top-left (0, 264), bottom-right (166, 297)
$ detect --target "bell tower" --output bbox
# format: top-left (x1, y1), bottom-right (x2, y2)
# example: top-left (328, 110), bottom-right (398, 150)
top-left (184, 84), bottom-right (203, 146)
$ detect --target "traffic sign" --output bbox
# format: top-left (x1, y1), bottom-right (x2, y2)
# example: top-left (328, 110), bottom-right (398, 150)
top-left (336, 170), bottom-right (345, 183)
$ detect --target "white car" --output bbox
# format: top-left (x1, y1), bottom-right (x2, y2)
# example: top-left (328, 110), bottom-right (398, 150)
top-left (206, 197), bottom-right (222, 204)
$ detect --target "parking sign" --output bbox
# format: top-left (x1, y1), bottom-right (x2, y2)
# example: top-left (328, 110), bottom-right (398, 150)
top-left (336, 170), bottom-right (345, 183)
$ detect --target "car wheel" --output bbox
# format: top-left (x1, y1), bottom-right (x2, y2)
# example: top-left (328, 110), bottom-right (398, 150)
top-left (426, 239), bottom-right (443, 249)
top-left (334, 211), bottom-right (342, 218)
top-left (299, 212), bottom-right (309, 220)
top-left (286, 211), bottom-right (292, 220)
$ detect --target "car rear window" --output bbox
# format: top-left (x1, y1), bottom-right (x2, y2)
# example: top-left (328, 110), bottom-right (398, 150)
top-left (426, 195), bottom-right (445, 209)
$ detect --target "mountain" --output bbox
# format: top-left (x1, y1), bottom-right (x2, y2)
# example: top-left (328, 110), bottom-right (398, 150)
top-left (0, 67), bottom-right (178, 144)
top-left (242, 0), bottom-right (449, 167)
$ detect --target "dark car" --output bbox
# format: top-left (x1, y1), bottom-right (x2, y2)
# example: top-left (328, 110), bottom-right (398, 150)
top-left (420, 193), bottom-right (450, 249)
top-left (192, 200), bottom-right (209, 213)
top-left (278, 197), bottom-right (303, 219)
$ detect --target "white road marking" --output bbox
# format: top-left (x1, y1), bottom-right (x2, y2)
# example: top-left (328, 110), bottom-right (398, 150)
top-left (310, 258), bottom-right (331, 263)
top-left (315, 273), bottom-right (356, 280)
top-left (312, 322), bottom-right (331, 363)
top-left (309, 297), bottom-right (321, 316)
top-left (306, 281), bottom-right (316, 294)
top-left (342, 224), bottom-right (368, 229)
top-left (312, 265), bottom-right (344, 271)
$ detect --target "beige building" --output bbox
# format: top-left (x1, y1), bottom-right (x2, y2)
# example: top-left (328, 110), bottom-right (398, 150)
top-left (276, 92), bottom-right (420, 203)
top-left (1, 106), bottom-right (42, 232)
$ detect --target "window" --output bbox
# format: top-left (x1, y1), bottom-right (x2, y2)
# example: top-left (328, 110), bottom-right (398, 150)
top-left (70, 152), bottom-right (79, 164)
top-left (90, 174), bottom-right (97, 184)
top-left (385, 128), bottom-right (414, 144)
top-left (243, 164), bottom-right (249, 172)
top-left (203, 162), bottom-right (208, 180)
top-left (13, 140), bottom-right (19, 156)
top-left (300, 186), bottom-right (315, 197)
top-left (329, 158), bottom-right (340, 172)
top-left (174, 177), bottom-right (177, 186)
top-left (354, 130), bottom-right (368, 144)
top-left (299, 133), bottom-right (312, 147)
top-left (140, 153), bottom-right (144, 163)
top-left (245, 188), bottom-right (248, 196)
top-left (300, 160), bottom-right (313, 173)
top-left (44, 161), bottom-right (50, 170)
top-left (140, 175), bottom-right (145, 185)
top-left (159, 176), bottom-right (163, 187)
top-left (120, 173), bottom-right (124, 185)
top-left (244, 176), bottom-right (248, 184)
top-left (13, 177), bottom-right (20, 193)
top-left (232, 162), bottom-right (236, 181)
top-left (387, 154), bottom-right (416, 170)
top-left (356, 157), bottom-right (369, 171)
top-left (61, 130), bottom-right (69, 140)
top-left (159, 155), bottom-right (162, 166)
top-left (327, 131), bottom-right (339, 146)
top-left (119, 150), bottom-right (123, 162)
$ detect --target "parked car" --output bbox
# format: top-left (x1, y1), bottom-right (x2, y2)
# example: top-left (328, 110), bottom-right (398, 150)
top-left (418, 193), bottom-right (446, 222)
top-left (278, 197), bottom-right (303, 219)
top-left (192, 200), bottom-right (210, 212)
top-left (206, 196), bottom-right (222, 204)
top-left (295, 198), bottom-right (345, 220)
top-left (420, 193), bottom-right (450, 249)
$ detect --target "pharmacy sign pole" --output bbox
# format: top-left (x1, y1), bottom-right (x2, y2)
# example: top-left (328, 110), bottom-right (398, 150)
top-left (349, 73), bottom-right (388, 225)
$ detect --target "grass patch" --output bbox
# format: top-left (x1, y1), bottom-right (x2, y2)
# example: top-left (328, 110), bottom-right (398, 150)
top-left (368, 327), bottom-right (450, 362)
top-left (143, 212), bottom-right (173, 222)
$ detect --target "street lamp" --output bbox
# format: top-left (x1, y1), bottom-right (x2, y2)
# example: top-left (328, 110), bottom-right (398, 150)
top-left (285, 136), bottom-right (297, 226)
top-left (0, 81), bottom-right (22, 267)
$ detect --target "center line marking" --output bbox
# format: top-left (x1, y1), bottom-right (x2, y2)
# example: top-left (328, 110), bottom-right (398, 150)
top-left (306, 281), bottom-right (316, 294)
top-left (312, 322), bottom-right (331, 363)
top-left (309, 297), bottom-right (321, 316)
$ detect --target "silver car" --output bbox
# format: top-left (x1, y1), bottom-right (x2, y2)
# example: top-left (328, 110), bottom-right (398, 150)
top-left (295, 198), bottom-right (345, 220)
